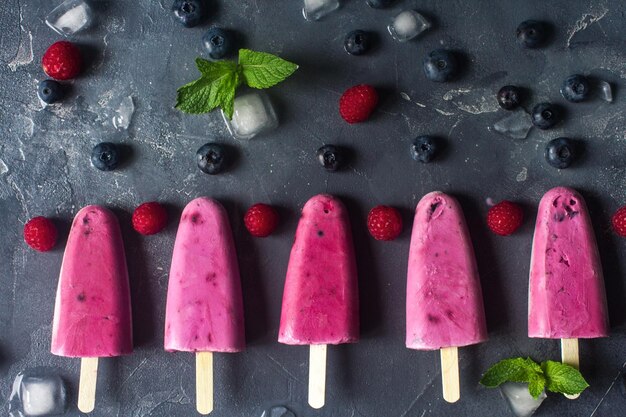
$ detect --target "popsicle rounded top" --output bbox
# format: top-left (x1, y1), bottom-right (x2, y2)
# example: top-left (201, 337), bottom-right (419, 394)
top-left (528, 187), bottom-right (609, 339)
top-left (51, 205), bottom-right (132, 357)
top-left (406, 191), bottom-right (488, 350)
top-left (279, 194), bottom-right (359, 345)
top-left (164, 197), bottom-right (245, 353)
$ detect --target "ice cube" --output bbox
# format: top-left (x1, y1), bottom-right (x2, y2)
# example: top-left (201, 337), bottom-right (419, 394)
top-left (493, 110), bottom-right (533, 139)
top-left (500, 382), bottom-right (546, 417)
top-left (388, 10), bottom-right (430, 42)
top-left (222, 92), bottom-right (278, 140)
top-left (597, 80), bottom-right (613, 102)
top-left (10, 371), bottom-right (66, 416)
top-left (302, 0), bottom-right (340, 21)
top-left (113, 96), bottom-right (135, 130)
top-left (260, 405), bottom-right (296, 417)
top-left (46, 0), bottom-right (93, 37)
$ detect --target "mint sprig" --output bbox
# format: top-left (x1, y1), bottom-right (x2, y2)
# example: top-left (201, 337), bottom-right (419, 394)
top-left (175, 49), bottom-right (298, 119)
top-left (480, 357), bottom-right (589, 399)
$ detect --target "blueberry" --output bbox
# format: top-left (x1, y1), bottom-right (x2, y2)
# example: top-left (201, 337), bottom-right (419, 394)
top-left (531, 102), bottom-right (560, 130)
top-left (497, 85), bottom-right (522, 110)
top-left (202, 27), bottom-right (233, 60)
top-left (316, 145), bottom-right (345, 172)
top-left (91, 142), bottom-right (120, 171)
top-left (545, 138), bottom-right (576, 169)
top-left (344, 30), bottom-right (371, 56)
top-left (423, 49), bottom-right (458, 82)
top-left (366, 0), bottom-right (395, 9)
top-left (172, 0), bottom-right (204, 28)
top-left (38, 80), bottom-right (64, 104)
top-left (410, 136), bottom-right (440, 163)
top-left (196, 143), bottom-right (227, 175)
top-left (516, 20), bottom-right (548, 48)
top-left (560, 74), bottom-right (590, 103)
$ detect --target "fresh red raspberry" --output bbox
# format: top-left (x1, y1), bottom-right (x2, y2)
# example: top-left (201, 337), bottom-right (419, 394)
top-left (42, 41), bottom-right (82, 80)
top-left (24, 216), bottom-right (58, 252)
top-left (487, 201), bottom-right (524, 236)
top-left (132, 202), bottom-right (168, 235)
top-left (612, 206), bottom-right (626, 237)
top-left (367, 205), bottom-right (402, 241)
top-left (244, 203), bottom-right (279, 237)
top-left (339, 84), bottom-right (378, 124)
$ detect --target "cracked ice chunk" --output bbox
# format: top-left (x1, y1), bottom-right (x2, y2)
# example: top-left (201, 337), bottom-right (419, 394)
top-left (500, 382), bottom-right (546, 417)
top-left (388, 10), bottom-right (430, 42)
top-left (46, 0), bottom-right (93, 37)
top-left (112, 96), bottom-right (135, 130)
top-left (493, 110), bottom-right (533, 139)
top-left (303, 0), bottom-right (340, 21)
top-left (222, 92), bottom-right (278, 140)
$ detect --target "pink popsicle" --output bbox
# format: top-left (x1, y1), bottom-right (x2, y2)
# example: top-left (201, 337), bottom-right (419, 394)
top-left (528, 187), bottom-right (609, 339)
top-left (164, 197), bottom-right (245, 353)
top-left (51, 205), bottom-right (132, 358)
top-left (406, 191), bottom-right (487, 350)
top-left (279, 194), bottom-right (359, 345)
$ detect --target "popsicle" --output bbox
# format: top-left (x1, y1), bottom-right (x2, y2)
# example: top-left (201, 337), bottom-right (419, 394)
top-left (528, 187), bottom-right (608, 398)
top-left (164, 197), bottom-right (245, 414)
top-left (51, 205), bottom-right (132, 413)
top-left (406, 191), bottom-right (488, 403)
top-left (278, 194), bottom-right (359, 409)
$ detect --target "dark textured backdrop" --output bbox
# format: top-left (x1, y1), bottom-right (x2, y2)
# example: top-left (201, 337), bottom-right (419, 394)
top-left (1, 0), bottom-right (625, 416)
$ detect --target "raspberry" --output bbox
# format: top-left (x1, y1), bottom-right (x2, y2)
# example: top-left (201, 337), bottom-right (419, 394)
top-left (42, 41), bottom-right (82, 80)
top-left (339, 84), bottom-right (378, 124)
top-left (132, 202), bottom-right (168, 235)
top-left (487, 201), bottom-right (524, 236)
top-left (244, 203), bottom-right (279, 237)
top-left (612, 206), bottom-right (626, 237)
top-left (24, 216), bottom-right (58, 252)
top-left (367, 205), bottom-right (402, 241)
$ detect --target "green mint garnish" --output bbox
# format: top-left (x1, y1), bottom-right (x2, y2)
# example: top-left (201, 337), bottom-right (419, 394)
top-left (175, 49), bottom-right (298, 119)
top-left (239, 49), bottom-right (298, 89)
top-left (480, 357), bottom-right (589, 399)
top-left (541, 360), bottom-right (590, 396)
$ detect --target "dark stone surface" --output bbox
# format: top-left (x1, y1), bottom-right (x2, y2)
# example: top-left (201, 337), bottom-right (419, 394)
top-left (1, 0), bottom-right (626, 416)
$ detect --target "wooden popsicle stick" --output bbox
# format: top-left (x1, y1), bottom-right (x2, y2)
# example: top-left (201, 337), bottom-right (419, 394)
top-left (561, 338), bottom-right (580, 400)
top-left (196, 352), bottom-right (214, 414)
top-left (308, 344), bottom-right (327, 409)
top-left (78, 357), bottom-right (99, 413)
top-left (440, 346), bottom-right (460, 403)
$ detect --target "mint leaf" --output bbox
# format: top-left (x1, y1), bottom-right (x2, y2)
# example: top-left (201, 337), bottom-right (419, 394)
top-left (239, 49), bottom-right (298, 89)
top-left (528, 373), bottom-right (547, 399)
top-left (175, 58), bottom-right (240, 115)
top-left (480, 357), bottom-right (542, 387)
top-left (541, 361), bottom-right (589, 396)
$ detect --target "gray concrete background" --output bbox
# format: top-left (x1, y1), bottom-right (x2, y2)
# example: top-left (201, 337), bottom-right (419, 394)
top-left (1, 0), bottom-right (626, 416)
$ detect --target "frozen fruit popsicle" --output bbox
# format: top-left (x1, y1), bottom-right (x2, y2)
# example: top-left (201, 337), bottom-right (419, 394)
top-left (278, 194), bottom-right (358, 409)
top-left (406, 192), bottom-right (487, 403)
top-left (164, 197), bottom-right (245, 414)
top-left (528, 187), bottom-right (608, 397)
top-left (51, 205), bottom-right (132, 413)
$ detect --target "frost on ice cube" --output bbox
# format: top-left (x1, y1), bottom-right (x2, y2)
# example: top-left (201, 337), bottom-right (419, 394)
top-left (113, 96), bottom-right (135, 130)
top-left (260, 405), bottom-right (296, 417)
top-left (388, 10), bottom-right (430, 42)
top-left (493, 110), bottom-right (533, 139)
top-left (500, 382), bottom-right (546, 417)
top-left (9, 369), bottom-right (67, 417)
top-left (223, 92), bottom-right (278, 140)
top-left (46, 0), bottom-right (93, 36)
top-left (597, 80), bottom-right (613, 102)
top-left (303, 0), bottom-right (340, 21)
